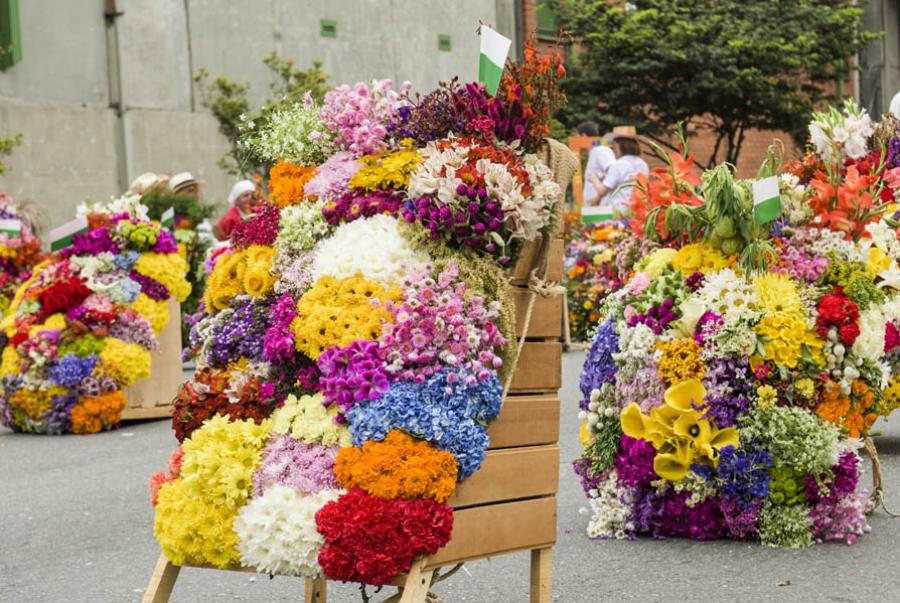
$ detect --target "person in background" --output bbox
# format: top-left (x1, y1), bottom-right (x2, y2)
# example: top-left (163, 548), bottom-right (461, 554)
top-left (213, 180), bottom-right (259, 241)
top-left (584, 126), bottom-right (649, 215)
top-left (577, 121), bottom-right (616, 205)
top-left (168, 172), bottom-right (205, 200)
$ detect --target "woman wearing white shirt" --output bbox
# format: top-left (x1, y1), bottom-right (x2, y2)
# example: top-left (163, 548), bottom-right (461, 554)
top-left (584, 129), bottom-right (648, 215)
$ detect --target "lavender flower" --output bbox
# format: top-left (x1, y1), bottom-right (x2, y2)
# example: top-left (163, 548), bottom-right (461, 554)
top-left (699, 354), bottom-right (753, 427)
top-left (252, 434), bottom-right (341, 496)
top-left (48, 354), bottom-right (98, 388)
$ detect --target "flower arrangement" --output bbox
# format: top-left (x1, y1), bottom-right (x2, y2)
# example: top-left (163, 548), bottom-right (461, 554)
top-left (151, 47), bottom-right (564, 587)
top-left (0, 193), bottom-right (46, 317)
top-left (575, 104), bottom-right (900, 547)
top-left (0, 193), bottom-right (190, 434)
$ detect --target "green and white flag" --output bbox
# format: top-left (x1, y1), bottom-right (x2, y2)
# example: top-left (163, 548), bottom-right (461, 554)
top-left (752, 176), bottom-right (782, 225)
top-left (479, 25), bottom-right (511, 96)
top-left (50, 216), bottom-right (89, 252)
top-left (161, 206), bottom-right (175, 229)
top-left (0, 219), bottom-right (22, 237)
top-left (582, 205), bottom-right (615, 225)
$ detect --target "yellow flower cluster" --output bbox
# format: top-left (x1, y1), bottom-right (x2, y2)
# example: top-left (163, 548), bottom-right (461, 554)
top-left (271, 393), bottom-right (351, 447)
top-left (204, 245), bottom-right (277, 313)
top-left (0, 346), bottom-right (21, 376)
top-left (657, 338), bottom-right (705, 385)
top-left (641, 248), bottom-right (677, 278)
top-left (880, 374), bottom-right (900, 416)
top-left (9, 386), bottom-right (67, 418)
top-left (133, 252), bottom-right (192, 302)
top-left (756, 384), bottom-right (778, 410)
top-left (154, 478), bottom-right (241, 568)
top-left (97, 338), bottom-right (152, 387)
top-left (754, 273), bottom-right (803, 315)
top-left (292, 275), bottom-right (397, 359)
top-left (754, 313), bottom-right (823, 369)
top-left (180, 415), bottom-right (271, 509)
top-left (28, 313), bottom-right (67, 337)
top-left (671, 243), bottom-right (729, 275)
top-left (349, 147), bottom-right (422, 191)
top-left (621, 380), bottom-right (739, 481)
top-left (132, 294), bottom-right (170, 334)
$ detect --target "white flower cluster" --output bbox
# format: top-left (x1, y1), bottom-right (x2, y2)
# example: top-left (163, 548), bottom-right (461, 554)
top-left (77, 192), bottom-right (150, 222)
top-left (808, 99), bottom-right (873, 162)
top-left (312, 215), bottom-right (431, 286)
top-left (779, 174), bottom-right (814, 225)
top-left (697, 268), bottom-right (759, 316)
top-left (586, 471), bottom-right (635, 540)
top-left (276, 200), bottom-right (333, 255)
top-left (242, 100), bottom-right (337, 166)
top-left (234, 484), bottom-right (342, 576)
top-left (579, 383), bottom-right (618, 436)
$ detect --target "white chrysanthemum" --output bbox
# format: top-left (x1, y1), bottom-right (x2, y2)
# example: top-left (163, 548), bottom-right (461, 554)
top-left (234, 484), bottom-right (342, 577)
top-left (77, 192), bottom-right (149, 222)
top-left (312, 214), bottom-right (430, 287)
top-left (586, 471), bottom-right (635, 540)
top-left (807, 228), bottom-right (865, 263)
top-left (853, 305), bottom-right (887, 362)
top-left (276, 200), bottom-right (333, 255)
top-left (697, 268), bottom-right (758, 315)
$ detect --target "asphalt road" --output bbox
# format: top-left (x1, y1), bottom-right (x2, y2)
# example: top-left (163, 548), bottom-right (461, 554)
top-left (2, 352), bottom-right (900, 603)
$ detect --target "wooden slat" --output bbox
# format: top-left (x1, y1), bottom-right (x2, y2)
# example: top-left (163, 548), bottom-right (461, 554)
top-left (121, 406), bottom-right (172, 421)
top-left (449, 445), bottom-right (559, 508)
top-left (488, 395), bottom-right (559, 449)
top-left (510, 238), bottom-right (563, 286)
top-left (125, 298), bottom-right (182, 412)
top-left (511, 287), bottom-right (562, 339)
top-left (508, 342), bottom-right (562, 393)
top-left (425, 497), bottom-right (557, 567)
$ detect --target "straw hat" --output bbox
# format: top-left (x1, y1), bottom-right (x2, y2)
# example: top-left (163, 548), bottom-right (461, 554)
top-left (169, 172), bottom-right (206, 194)
top-left (603, 125), bottom-right (639, 143)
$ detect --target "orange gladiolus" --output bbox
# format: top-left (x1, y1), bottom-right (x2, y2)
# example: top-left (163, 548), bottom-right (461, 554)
top-left (808, 166), bottom-right (878, 240)
top-left (629, 151), bottom-right (702, 238)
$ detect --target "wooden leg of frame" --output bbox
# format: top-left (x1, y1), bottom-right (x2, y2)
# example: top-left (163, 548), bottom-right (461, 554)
top-left (142, 552), bottom-right (181, 603)
top-left (562, 294), bottom-right (572, 351)
top-left (529, 546), bottom-right (553, 603)
top-left (304, 577), bottom-right (327, 602)
top-left (398, 558), bottom-right (434, 603)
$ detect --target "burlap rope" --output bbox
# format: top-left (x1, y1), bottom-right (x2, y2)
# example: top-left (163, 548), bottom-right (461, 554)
top-left (864, 437), bottom-right (900, 517)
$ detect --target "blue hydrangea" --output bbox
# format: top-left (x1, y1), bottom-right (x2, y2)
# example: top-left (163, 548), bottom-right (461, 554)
top-left (579, 318), bottom-right (618, 408)
top-left (345, 368), bottom-right (503, 479)
top-left (113, 250), bottom-right (140, 271)
top-left (48, 354), bottom-right (98, 388)
top-left (110, 278), bottom-right (142, 304)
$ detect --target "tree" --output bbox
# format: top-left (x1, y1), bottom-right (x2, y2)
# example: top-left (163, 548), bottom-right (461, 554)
top-left (0, 132), bottom-right (22, 175)
top-left (195, 52), bottom-right (330, 176)
top-left (549, 0), bottom-right (878, 168)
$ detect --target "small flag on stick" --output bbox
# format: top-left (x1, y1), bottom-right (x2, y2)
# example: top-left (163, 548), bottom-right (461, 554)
top-left (581, 205), bottom-right (616, 225)
top-left (0, 219), bottom-right (22, 237)
top-left (50, 216), bottom-right (89, 252)
top-left (161, 207), bottom-right (175, 229)
top-left (479, 25), bottom-right (511, 96)
top-left (752, 176), bottom-right (782, 225)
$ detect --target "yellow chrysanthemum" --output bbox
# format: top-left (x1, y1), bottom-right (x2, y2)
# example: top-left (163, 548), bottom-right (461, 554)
top-left (349, 148), bottom-right (421, 191)
top-left (271, 393), bottom-right (351, 447)
top-left (641, 248), bottom-right (677, 278)
top-left (671, 243), bottom-right (728, 275)
top-left (0, 346), bottom-right (21, 376)
top-left (753, 273), bottom-right (803, 315)
top-left (880, 374), bottom-right (900, 416)
top-left (756, 385), bottom-right (778, 410)
top-left (754, 312), bottom-right (823, 369)
top-left (1, 259), bottom-right (49, 333)
top-left (97, 337), bottom-right (152, 387)
top-left (9, 386), bottom-right (67, 419)
top-left (132, 293), bottom-right (170, 334)
top-left (242, 245), bottom-right (276, 298)
top-left (132, 252), bottom-right (191, 302)
top-left (28, 313), bottom-right (67, 337)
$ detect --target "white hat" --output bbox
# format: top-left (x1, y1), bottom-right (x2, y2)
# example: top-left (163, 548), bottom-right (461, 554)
top-left (228, 180), bottom-right (257, 205)
top-left (169, 172), bottom-right (205, 193)
top-left (130, 172), bottom-right (161, 194)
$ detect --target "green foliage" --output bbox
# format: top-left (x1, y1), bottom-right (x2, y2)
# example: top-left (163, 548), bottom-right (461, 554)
top-left (0, 132), bottom-right (23, 175)
top-left (140, 188), bottom-right (215, 226)
top-left (549, 0), bottom-right (878, 168)
top-left (194, 52), bottom-right (330, 177)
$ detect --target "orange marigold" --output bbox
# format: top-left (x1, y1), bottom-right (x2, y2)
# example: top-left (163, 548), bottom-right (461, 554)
top-left (70, 390), bottom-right (128, 434)
top-left (334, 430), bottom-right (459, 503)
top-left (817, 379), bottom-right (877, 438)
top-left (657, 338), bottom-right (705, 385)
top-left (269, 161), bottom-right (317, 208)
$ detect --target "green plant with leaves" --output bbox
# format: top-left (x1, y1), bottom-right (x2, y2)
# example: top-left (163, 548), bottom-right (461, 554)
top-left (0, 132), bottom-right (23, 176)
top-left (549, 0), bottom-right (877, 168)
top-left (195, 52), bottom-right (330, 176)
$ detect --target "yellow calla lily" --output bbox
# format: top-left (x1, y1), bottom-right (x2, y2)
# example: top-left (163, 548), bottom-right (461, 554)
top-left (698, 426), bottom-right (740, 461)
top-left (664, 379), bottom-right (707, 411)
top-left (653, 440), bottom-right (693, 482)
top-left (580, 422), bottom-right (594, 448)
top-left (621, 403), bottom-right (648, 440)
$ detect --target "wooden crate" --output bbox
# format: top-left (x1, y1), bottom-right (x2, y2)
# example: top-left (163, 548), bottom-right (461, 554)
top-left (510, 237), bottom-right (564, 286)
top-left (122, 298), bottom-right (182, 421)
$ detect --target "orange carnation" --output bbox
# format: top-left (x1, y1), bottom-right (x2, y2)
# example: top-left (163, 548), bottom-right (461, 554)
top-left (269, 161), bottom-right (317, 208)
top-left (70, 390), bottom-right (128, 434)
top-left (334, 430), bottom-right (459, 503)
top-left (816, 379), bottom-right (877, 438)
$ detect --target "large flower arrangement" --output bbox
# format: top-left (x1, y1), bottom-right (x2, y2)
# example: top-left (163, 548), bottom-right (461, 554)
top-left (575, 104), bottom-right (900, 547)
top-left (0, 193), bottom-right (46, 316)
top-left (152, 49), bottom-right (566, 586)
top-left (0, 194), bottom-right (190, 434)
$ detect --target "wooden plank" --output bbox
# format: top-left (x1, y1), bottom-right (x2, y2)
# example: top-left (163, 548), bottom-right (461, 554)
top-left (508, 342), bottom-right (561, 393)
top-left (489, 395), bottom-right (559, 449)
top-left (142, 553), bottom-right (181, 603)
top-left (449, 445), bottom-right (559, 508)
top-left (530, 547), bottom-right (553, 603)
top-left (510, 237), bottom-right (563, 286)
top-left (121, 406), bottom-right (172, 421)
top-left (398, 558), bottom-right (433, 603)
top-left (125, 298), bottom-right (183, 411)
top-left (511, 287), bottom-right (562, 339)
top-left (425, 497), bottom-right (557, 567)
top-left (304, 577), bottom-right (327, 602)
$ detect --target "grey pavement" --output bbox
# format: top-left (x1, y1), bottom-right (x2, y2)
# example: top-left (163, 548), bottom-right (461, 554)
top-left (2, 351), bottom-right (900, 603)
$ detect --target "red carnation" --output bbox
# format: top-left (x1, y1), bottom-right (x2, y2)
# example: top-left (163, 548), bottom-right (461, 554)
top-left (39, 278), bottom-right (92, 317)
top-left (838, 323), bottom-right (860, 347)
top-left (885, 322), bottom-right (900, 354)
top-left (816, 290), bottom-right (859, 341)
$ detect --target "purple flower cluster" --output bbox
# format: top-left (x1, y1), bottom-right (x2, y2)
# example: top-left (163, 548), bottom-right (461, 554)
top-left (572, 457), bottom-right (608, 495)
top-left (318, 340), bottom-right (390, 418)
top-left (262, 294), bottom-right (297, 364)
top-left (658, 492), bottom-right (725, 540)
top-left (579, 319), bottom-right (618, 409)
top-left (805, 451), bottom-right (859, 504)
top-left (707, 445), bottom-right (771, 507)
top-left (719, 497), bottom-right (761, 540)
top-left (699, 355), bottom-right (753, 427)
top-left (626, 299), bottom-right (678, 334)
top-left (42, 392), bottom-right (78, 434)
top-left (252, 434), bottom-right (341, 496)
top-left (48, 354), bottom-right (98, 388)
top-left (694, 311), bottom-right (722, 347)
top-left (207, 299), bottom-right (269, 366)
top-left (108, 310), bottom-right (158, 349)
top-left (614, 435), bottom-right (657, 487)
top-left (685, 271), bottom-right (705, 292)
top-left (151, 229), bottom-right (179, 254)
top-left (66, 228), bottom-right (120, 257)
top-left (886, 136), bottom-right (900, 167)
top-left (74, 374), bottom-right (119, 398)
top-left (129, 270), bottom-right (170, 301)
top-left (322, 190), bottom-right (405, 225)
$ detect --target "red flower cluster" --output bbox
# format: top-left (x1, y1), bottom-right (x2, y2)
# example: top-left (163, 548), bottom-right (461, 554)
top-left (38, 278), bottom-right (93, 318)
top-left (885, 322), bottom-right (900, 354)
top-left (230, 201), bottom-right (280, 249)
top-left (171, 367), bottom-right (274, 441)
top-left (315, 488), bottom-right (454, 585)
top-left (817, 290), bottom-right (860, 346)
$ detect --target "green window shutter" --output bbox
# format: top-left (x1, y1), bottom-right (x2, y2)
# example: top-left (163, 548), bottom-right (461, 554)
top-left (535, 2), bottom-right (557, 41)
top-left (0, 0), bottom-right (22, 70)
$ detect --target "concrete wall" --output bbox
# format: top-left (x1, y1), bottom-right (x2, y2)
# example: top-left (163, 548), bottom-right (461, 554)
top-left (0, 0), bottom-right (517, 231)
